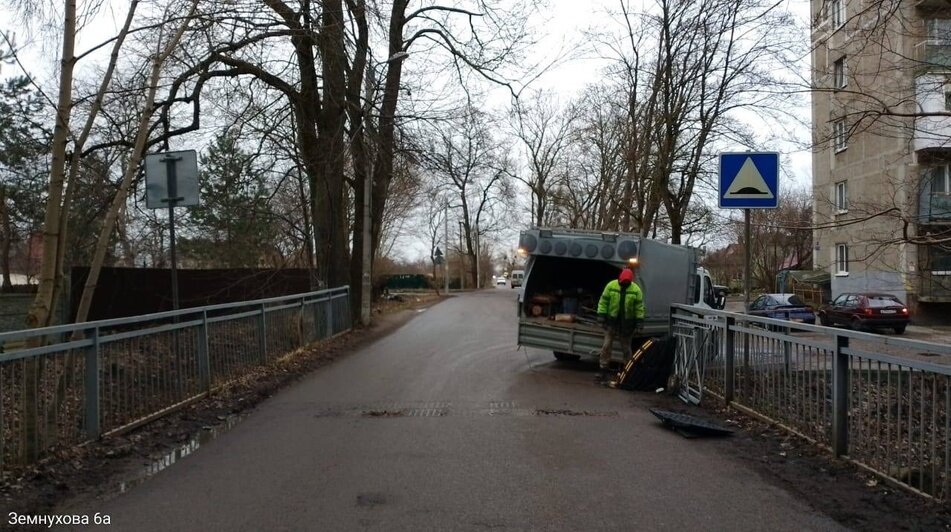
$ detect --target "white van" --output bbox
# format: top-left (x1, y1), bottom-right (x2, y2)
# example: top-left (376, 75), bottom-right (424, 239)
top-left (510, 270), bottom-right (525, 289)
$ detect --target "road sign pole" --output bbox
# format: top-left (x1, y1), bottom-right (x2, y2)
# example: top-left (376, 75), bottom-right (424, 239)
top-left (162, 155), bottom-right (183, 312)
top-left (744, 208), bottom-right (751, 312)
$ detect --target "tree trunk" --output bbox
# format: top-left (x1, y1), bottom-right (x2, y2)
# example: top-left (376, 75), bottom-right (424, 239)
top-left (0, 186), bottom-right (12, 291)
top-left (21, 0), bottom-right (77, 464)
top-left (369, 0), bottom-right (409, 268)
top-left (73, 0), bottom-right (195, 326)
top-left (313, 0), bottom-right (350, 289)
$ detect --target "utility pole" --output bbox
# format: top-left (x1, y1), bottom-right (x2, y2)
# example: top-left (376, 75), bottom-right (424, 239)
top-left (458, 221), bottom-right (465, 290)
top-left (444, 203), bottom-right (450, 294)
top-left (361, 168), bottom-right (372, 326)
top-left (475, 222), bottom-right (480, 290)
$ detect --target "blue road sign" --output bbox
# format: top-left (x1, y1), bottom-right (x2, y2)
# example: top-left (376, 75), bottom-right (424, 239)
top-left (718, 152), bottom-right (779, 209)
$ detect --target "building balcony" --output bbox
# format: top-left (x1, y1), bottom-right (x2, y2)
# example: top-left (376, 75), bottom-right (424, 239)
top-left (919, 271), bottom-right (951, 302)
top-left (917, 243), bottom-right (951, 302)
top-left (914, 73), bottom-right (951, 151)
top-left (916, 0), bottom-right (951, 11)
top-left (916, 40), bottom-right (951, 68)
top-left (919, 189), bottom-right (951, 222)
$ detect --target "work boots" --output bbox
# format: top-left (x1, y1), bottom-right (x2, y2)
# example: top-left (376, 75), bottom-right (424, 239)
top-left (596, 367), bottom-right (615, 386)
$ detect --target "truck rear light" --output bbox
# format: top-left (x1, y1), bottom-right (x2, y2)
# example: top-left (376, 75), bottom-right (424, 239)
top-left (628, 257), bottom-right (639, 265)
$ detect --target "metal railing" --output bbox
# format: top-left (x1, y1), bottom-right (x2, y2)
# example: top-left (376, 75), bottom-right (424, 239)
top-left (670, 304), bottom-right (951, 500)
top-left (0, 286), bottom-right (351, 473)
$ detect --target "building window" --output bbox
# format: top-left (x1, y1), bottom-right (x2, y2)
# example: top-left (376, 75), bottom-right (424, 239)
top-left (831, 0), bottom-right (845, 29)
top-left (833, 57), bottom-right (847, 90)
top-left (932, 246), bottom-right (951, 276)
top-left (932, 165), bottom-right (951, 194)
top-left (835, 181), bottom-right (848, 212)
top-left (833, 119), bottom-right (847, 152)
top-left (835, 244), bottom-right (849, 275)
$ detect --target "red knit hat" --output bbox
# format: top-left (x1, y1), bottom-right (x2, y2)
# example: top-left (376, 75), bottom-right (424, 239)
top-left (618, 268), bottom-right (634, 285)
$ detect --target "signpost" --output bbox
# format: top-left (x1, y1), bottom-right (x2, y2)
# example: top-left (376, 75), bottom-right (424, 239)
top-left (145, 150), bottom-right (199, 311)
top-left (718, 152), bottom-right (780, 311)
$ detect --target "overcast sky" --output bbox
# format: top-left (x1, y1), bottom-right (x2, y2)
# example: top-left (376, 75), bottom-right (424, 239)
top-left (1, 0), bottom-right (814, 263)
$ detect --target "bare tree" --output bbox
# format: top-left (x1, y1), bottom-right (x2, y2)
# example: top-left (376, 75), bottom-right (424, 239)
top-left (615, 0), bottom-right (802, 243)
top-left (422, 108), bottom-right (515, 287)
top-left (73, 0), bottom-right (199, 325)
top-left (509, 90), bottom-right (575, 227)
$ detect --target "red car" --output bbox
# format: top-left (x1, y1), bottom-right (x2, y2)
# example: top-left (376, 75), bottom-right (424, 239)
top-left (817, 292), bottom-right (910, 334)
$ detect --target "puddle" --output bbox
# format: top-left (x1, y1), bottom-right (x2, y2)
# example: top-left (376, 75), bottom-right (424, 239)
top-left (118, 415), bottom-right (243, 494)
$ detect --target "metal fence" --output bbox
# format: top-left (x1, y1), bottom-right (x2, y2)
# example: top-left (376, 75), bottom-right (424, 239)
top-left (670, 304), bottom-right (951, 500)
top-left (0, 287), bottom-right (351, 474)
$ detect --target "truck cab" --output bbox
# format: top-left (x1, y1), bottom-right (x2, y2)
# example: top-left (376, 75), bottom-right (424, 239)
top-left (516, 228), bottom-right (713, 363)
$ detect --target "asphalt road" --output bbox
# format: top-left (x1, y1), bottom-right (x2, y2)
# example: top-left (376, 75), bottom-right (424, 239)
top-left (61, 289), bottom-right (843, 531)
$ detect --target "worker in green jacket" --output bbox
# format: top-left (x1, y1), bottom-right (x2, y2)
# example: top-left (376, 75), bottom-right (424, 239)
top-left (596, 267), bottom-right (645, 382)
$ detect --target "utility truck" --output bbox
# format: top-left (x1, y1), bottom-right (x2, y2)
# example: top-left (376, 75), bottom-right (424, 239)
top-left (515, 228), bottom-right (718, 363)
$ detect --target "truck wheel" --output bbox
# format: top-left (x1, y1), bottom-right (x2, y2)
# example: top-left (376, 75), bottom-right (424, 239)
top-left (850, 317), bottom-right (863, 331)
top-left (818, 312), bottom-right (830, 326)
top-left (894, 325), bottom-right (906, 335)
top-left (553, 352), bottom-right (581, 362)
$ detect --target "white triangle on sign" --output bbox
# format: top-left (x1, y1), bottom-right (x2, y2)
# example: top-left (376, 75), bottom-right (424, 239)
top-left (724, 157), bottom-right (774, 199)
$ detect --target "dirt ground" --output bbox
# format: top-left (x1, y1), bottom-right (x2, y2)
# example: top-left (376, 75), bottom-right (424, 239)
top-left (3, 290), bottom-right (950, 531)
top-left (686, 397), bottom-right (951, 531)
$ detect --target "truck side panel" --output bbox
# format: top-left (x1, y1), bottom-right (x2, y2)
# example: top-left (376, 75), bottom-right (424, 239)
top-left (518, 320), bottom-right (631, 359)
top-left (637, 239), bottom-right (697, 330)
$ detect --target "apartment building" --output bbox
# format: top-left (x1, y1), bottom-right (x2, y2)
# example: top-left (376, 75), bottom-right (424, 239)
top-left (811, 0), bottom-right (951, 321)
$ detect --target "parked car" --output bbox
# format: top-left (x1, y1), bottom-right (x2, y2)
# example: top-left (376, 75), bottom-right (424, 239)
top-left (817, 292), bottom-right (910, 334)
top-left (746, 293), bottom-right (816, 325)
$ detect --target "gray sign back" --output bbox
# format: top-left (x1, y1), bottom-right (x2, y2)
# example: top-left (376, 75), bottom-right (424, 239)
top-left (145, 150), bottom-right (200, 209)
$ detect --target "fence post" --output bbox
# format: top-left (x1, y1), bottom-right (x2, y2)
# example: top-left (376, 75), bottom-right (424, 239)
top-left (259, 303), bottom-right (268, 362)
top-left (783, 325), bottom-right (792, 376)
top-left (667, 306), bottom-right (675, 339)
top-left (198, 310), bottom-right (210, 390)
top-left (833, 333), bottom-right (850, 457)
top-left (84, 327), bottom-right (100, 439)
top-left (326, 297), bottom-right (335, 336)
top-left (724, 316), bottom-right (735, 404)
top-left (299, 296), bottom-right (306, 346)
top-left (693, 327), bottom-right (704, 392)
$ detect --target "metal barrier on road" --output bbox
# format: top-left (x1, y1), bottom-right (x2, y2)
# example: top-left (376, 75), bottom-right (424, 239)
top-left (0, 287), bottom-right (351, 474)
top-left (670, 304), bottom-right (951, 500)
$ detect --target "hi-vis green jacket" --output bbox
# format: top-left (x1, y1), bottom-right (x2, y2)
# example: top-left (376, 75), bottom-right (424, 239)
top-left (597, 280), bottom-right (645, 334)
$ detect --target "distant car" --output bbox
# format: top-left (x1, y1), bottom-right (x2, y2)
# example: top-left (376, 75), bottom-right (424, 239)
top-left (746, 293), bottom-right (816, 325)
top-left (496, 278), bottom-right (507, 286)
top-left (510, 269), bottom-right (525, 289)
top-left (818, 293), bottom-right (910, 334)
